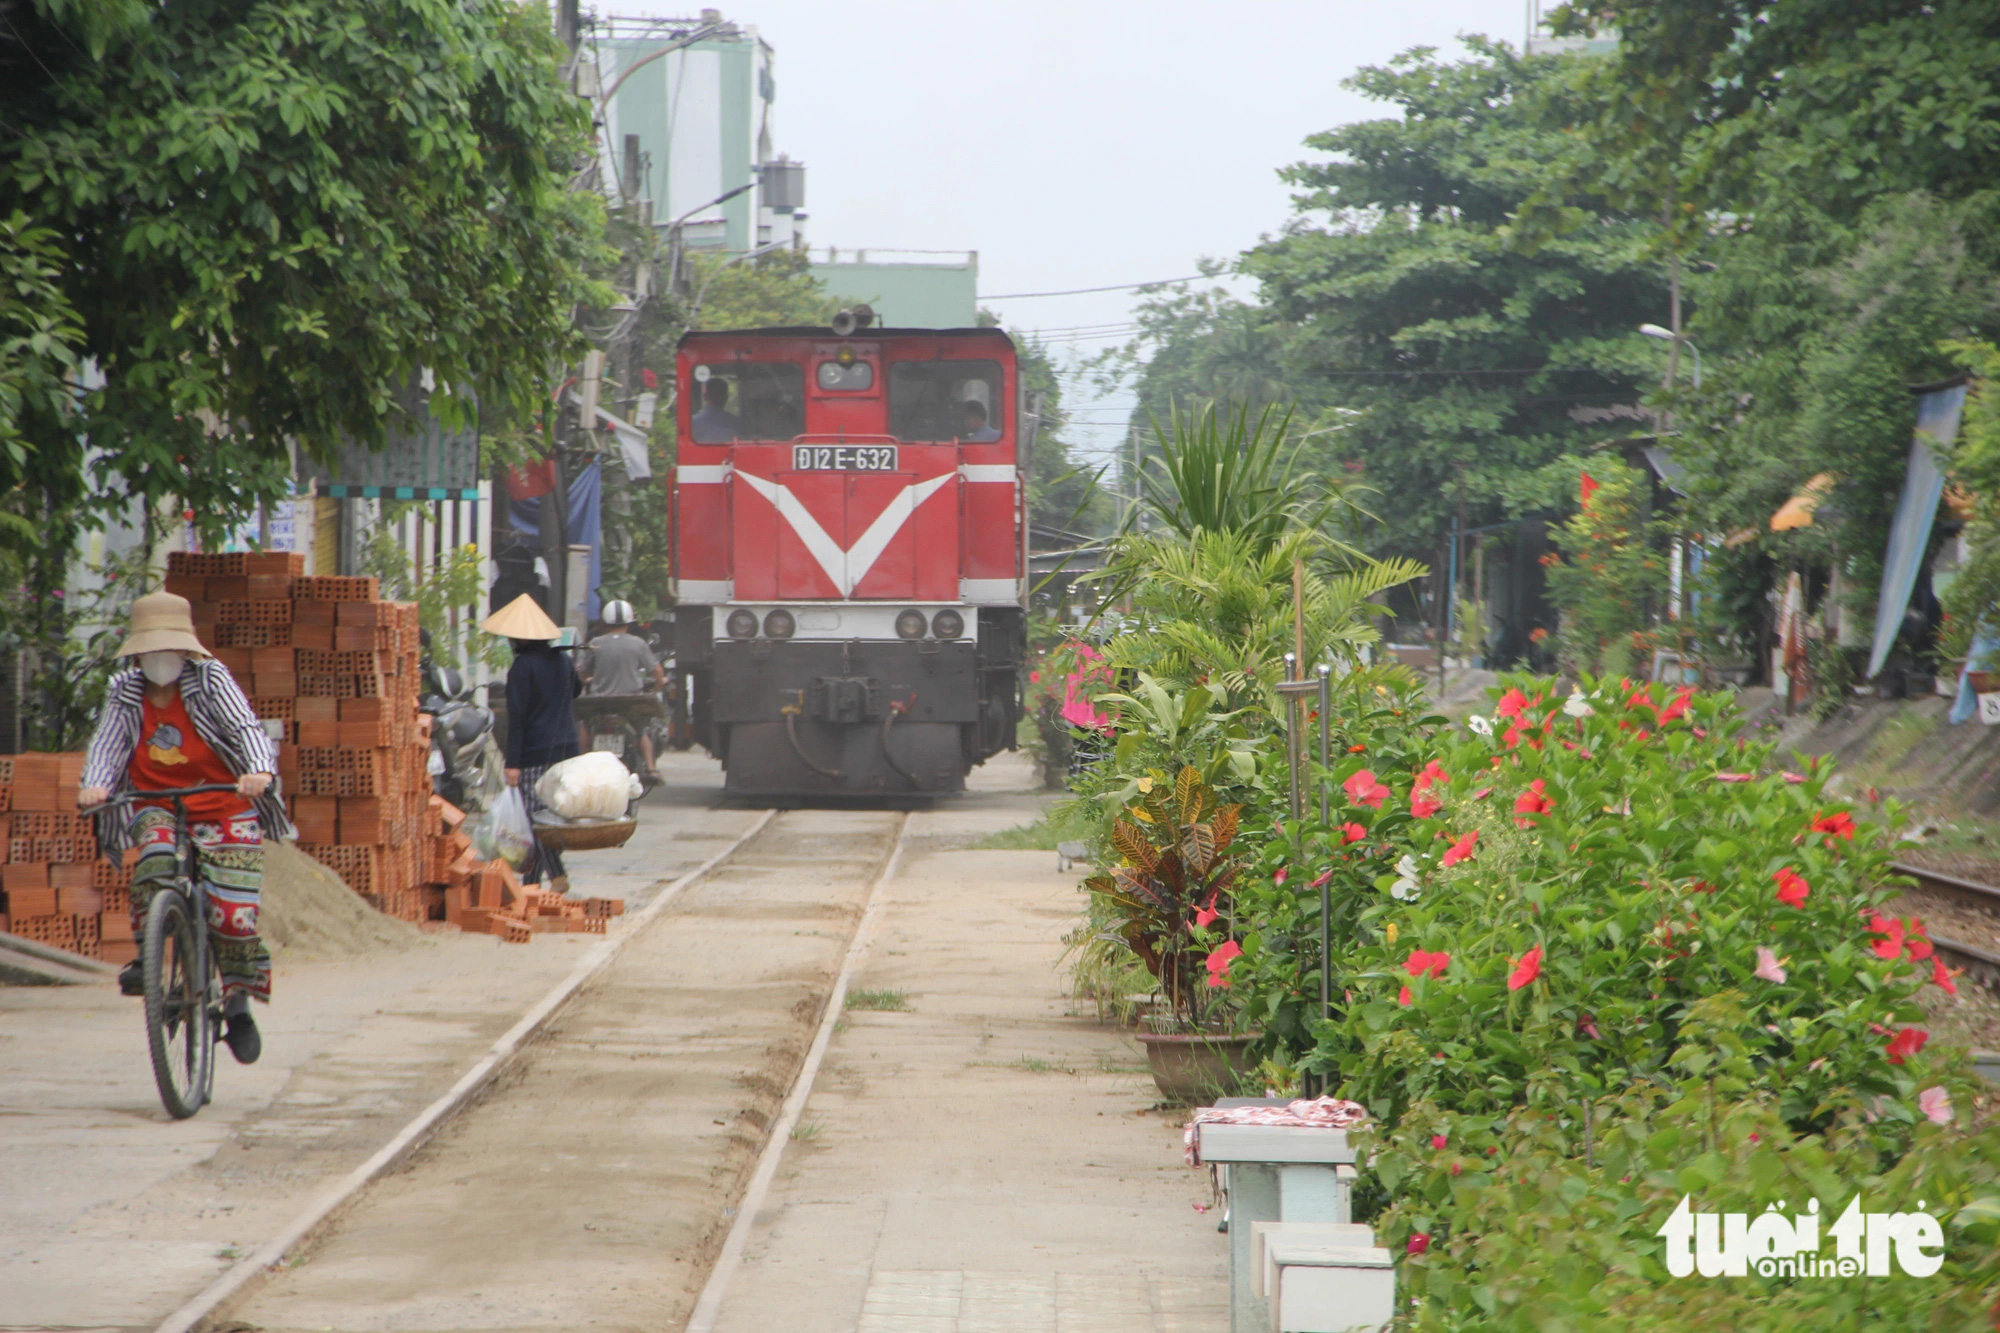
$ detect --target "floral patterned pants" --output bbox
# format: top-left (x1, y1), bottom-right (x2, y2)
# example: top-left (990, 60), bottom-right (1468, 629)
top-left (129, 806), bottom-right (271, 1003)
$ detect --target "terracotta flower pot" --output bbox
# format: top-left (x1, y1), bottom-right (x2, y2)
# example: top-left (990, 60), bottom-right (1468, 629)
top-left (1135, 1029), bottom-right (1261, 1104)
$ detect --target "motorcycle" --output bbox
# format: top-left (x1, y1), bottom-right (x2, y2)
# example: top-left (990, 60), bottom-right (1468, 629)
top-left (573, 693), bottom-right (664, 790)
top-left (421, 661), bottom-right (504, 812)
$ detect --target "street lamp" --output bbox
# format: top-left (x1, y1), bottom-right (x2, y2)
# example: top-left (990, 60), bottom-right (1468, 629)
top-left (1638, 323), bottom-right (1700, 389)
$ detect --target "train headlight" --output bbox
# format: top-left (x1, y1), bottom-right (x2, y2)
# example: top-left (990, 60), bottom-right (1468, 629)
top-left (763, 609), bottom-right (796, 639)
top-left (895, 609), bottom-right (928, 640)
top-left (931, 609), bottom-right (965, 640)
top-left (726, 609), bottom-right (759, 639)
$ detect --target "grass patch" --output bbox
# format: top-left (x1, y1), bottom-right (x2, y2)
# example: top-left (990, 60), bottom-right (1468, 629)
top-left (974, 800), bottom-right (1095, 851)
top-left (789, 1120), bottom-right (823, 1142)
top-left (845, 987), bottom-right (912, 1012)
top-left (1010, 1055), bottom-right (1076, 1074)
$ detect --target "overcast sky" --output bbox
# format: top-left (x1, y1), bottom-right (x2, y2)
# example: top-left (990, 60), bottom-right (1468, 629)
top-left (616, 0), bottom-right (1538, 461)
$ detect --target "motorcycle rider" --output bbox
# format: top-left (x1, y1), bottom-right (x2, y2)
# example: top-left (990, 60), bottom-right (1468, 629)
top-left (580, 600), bottom-right (666, 779)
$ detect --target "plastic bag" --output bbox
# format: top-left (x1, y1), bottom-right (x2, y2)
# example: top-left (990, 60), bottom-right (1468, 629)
top-left (535, 752), bottom-right (642, 820)
top-left (471, 785), bottom-right (535, 868)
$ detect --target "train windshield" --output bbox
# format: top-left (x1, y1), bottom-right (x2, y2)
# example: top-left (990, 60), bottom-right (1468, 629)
top-left (684, 362), bottom-right (805, 442)
top-left (888, 359), bottom-right (1005, 442)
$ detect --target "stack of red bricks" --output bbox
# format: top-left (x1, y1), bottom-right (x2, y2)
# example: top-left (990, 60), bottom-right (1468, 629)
top-left (429, 795), bottom-right (623, 942)
top-left (0, 752), bottom-right (138, 965)
top-left (166, 551), bottom-right (438, 922)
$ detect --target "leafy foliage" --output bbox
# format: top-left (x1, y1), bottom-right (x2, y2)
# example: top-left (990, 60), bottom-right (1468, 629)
top-left (1081, 766), bottom-right (1243, 1029)
top-left (1543, 464), bottom-right (1669, 676)
top-left (1, 0), bottom-right (602, 544)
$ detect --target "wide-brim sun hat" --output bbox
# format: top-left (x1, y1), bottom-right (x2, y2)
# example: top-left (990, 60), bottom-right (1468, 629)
top-left (118, 590), bottom-right (213, 658)
top-left (481, 593), bottom-right (562, 641)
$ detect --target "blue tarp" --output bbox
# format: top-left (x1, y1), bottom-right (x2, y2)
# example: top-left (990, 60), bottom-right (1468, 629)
top-left (1867, 383), bottom-right (1968, 680)
top-left (508, 459), bottom-right (603, 622)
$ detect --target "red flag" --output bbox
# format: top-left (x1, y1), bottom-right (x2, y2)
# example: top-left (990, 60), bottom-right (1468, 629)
top-left (504, 459), bottom-right (557, 501)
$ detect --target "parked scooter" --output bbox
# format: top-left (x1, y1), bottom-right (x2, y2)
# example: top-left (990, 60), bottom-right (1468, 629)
top-left (421, 660), bottom-right (504, 812)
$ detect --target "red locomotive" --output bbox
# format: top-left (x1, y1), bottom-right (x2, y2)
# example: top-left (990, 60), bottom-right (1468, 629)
top-left (669, 319), bottom-right (1026, 795)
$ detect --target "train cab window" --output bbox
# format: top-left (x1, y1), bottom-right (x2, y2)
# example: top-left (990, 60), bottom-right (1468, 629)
top-left (888, 359), bottom-right (1005, 442)
top-left (816, 360), bottom-right (875, 392)
top-left (684, 362), bottom-right (805, 442)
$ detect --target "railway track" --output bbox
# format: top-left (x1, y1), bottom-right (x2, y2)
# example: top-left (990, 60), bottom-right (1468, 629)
top-left (1889, 860), bottom-right (2000, 995)
top-left (159, 805), bottom-right (911, 1333)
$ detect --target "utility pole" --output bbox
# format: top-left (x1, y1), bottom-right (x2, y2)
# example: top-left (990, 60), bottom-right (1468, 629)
top-left (541, 0), bottom-right (584, 624)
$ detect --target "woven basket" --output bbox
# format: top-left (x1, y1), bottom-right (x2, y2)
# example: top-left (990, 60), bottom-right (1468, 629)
top-left (533, 817), bottom-right (637, 852)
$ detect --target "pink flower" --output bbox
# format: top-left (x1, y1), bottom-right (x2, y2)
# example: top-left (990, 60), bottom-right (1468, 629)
top-left (1398, 985), bottom-right (1414, 1007)
top-left (1773, 867), bottom-right (1809, 909)
top-left (1811, 810), bottom-right (1856, 841)
top-left (1407, 1232), bottom-right (1432, 1255)
top-left (1310, 869), bottom-right (1333, 889)
top-left (1431, 1134), bottom-right (1448, 1150)
top-left (1782, 772), bottom-right (1806, 784)
top-left (1413, 760), bottom-right (1450, 791)
top-left (1274, 868), bottom-right (1288, 887)
top-left (1441, 830), bottom-right (1479, 867)
top-left (1753, 946), bottom-right (1787, 984)
top-left (1712, 771), bottom-right (1755, 783)
top-left (1919, 1086), bottom-right (1953, 1125)
top-left (1507, 945), bottom-right (1542, 992)
top-left (1194, 895), bottom-right (1219, 929)
top-left (1470, 786), bottom-right (1493, 801)
top-left (1884, 1027), bottom-right (1929, 1065)
top-left (1579, 1015), bottom-right (1601, 1040)
top-left (1410, 790), bottom-right (1443, 819)
top-left (1343, 769), bottom-right (1389, 809)
top-left (1340, 822), bottom-right (1366, 844)
top-left (1204, 940), bottom-right (1243, 989)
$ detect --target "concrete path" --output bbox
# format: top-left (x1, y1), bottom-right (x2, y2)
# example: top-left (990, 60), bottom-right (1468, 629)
top-left (0, 750), bottom-right (757, 1330)
top-left (712, 812), bottom-right (1228, 1333)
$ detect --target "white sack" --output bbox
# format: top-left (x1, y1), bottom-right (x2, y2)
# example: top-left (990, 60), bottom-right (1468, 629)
top-left (535, 752), bottom-right (642, 820)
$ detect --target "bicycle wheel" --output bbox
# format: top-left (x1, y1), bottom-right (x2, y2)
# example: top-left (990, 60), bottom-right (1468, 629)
top-left (142, 888), bottom-right (212, 1119)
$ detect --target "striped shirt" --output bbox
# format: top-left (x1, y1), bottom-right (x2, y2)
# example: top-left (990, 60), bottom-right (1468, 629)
top-left (83, 659), bottom-right (294, 851)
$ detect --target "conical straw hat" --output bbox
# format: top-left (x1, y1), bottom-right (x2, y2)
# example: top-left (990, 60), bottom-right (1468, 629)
top-left (481, 593), bottom-right (561, 641)
top-left (118, 591), bottom-right (213, 658)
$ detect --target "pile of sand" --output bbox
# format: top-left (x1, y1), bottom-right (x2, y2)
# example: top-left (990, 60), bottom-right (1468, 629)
top-left (262, 841), bottom-right (426, 958)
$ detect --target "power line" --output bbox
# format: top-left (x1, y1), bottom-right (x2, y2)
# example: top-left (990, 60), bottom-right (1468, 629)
top-left (981, 275), bottom-right (1214, 300)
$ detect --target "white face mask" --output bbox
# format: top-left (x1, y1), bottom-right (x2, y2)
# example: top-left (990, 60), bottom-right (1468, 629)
top-left (139, 651), bottom-right (187, 687)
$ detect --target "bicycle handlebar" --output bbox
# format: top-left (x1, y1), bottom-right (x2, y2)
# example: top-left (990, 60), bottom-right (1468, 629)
top-left (80, 783), bottom-right (246, 816)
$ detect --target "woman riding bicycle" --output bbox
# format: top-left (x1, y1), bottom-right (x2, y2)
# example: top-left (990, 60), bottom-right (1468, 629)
top-left (76, 591), bottom-right (292, 1065)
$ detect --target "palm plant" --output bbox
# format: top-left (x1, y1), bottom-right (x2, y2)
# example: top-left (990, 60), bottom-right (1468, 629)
top-left (1102, 527), bottom-right (1425, 712)
top-left (1138, 401), bottom-right (1360, 555)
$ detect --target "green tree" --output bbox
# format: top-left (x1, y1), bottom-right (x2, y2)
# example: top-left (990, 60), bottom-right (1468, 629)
top-left (1, 0), bottom-right (602, 546)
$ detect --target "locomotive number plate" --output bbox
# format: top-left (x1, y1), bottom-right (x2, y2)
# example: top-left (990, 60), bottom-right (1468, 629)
top-left (791, 445), bottom-right (898, 471)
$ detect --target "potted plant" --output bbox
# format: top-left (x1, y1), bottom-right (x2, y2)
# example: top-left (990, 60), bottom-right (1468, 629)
top-left (1083, 764), bottom-right (1259, 1102)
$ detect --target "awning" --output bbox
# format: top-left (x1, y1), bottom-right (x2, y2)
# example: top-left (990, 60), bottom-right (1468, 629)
top-left (1868, 382), bottom-right (1970, 679)
top-left (1770, 474), bottom-right (1836, 531)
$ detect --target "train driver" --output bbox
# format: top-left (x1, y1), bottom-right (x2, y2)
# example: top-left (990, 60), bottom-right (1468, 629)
top-left (690, 376), bottom-right (743, 442)
top-left (958, 399), bottom-right (1001, 443)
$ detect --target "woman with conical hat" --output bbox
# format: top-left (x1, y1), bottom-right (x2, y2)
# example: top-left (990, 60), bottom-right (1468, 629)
top-left (483, 594), bottom-right (582, 893)
top-left (76, 590), bottom-right (292, 1066)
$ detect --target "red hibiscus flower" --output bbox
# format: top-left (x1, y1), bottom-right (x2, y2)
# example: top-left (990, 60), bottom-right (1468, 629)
top-left (1414, 760), bottom-right (1450, 790)
top-left (1441, 831), bottom-right (1479, 867)
top-left (1204, 940), bottom-right (1243, 989)
top-left (1513, 779), bottom-right (1553, 827)
top-left (1773, 867), bottom-right (1810, 909)
top-left (1884, 1027), bottom-right (1929, 1064)
top-left (1310, 869), bottom-right (1333, 889)
top-left (1507, 944), bottom-right (1543, 991)
top-left (1411, 789), bottom-right (1443, 819)
top-left (1194, 895), bottom-right (1219, 929)
top-left (1340, 822), bottom-right (1366, 845)
top-left (1811, 810), bottom-right (1856, 841)
top-left (1343, 769), bottom-right (1389, 809)
top-left (1655, 687), bottom-right (1693, 725)
top-left (1496, 688), bottom-right (1531, 719)
top-left (1470, 786), bottom-right (1493, 801)
top-left (1407, 1232), bottom-right (1432, 1256)
top-left (1404, 948), bottom-right (1451, 979)
top-left (1933, 955), bottom-right (1960, 997)
top-left (1431, 1134), bottom-right (1448, 1150)
top-left (1712, 772), bottom-right (1755, 783)
top-left (1274, 868), bottom-right (1289, 887)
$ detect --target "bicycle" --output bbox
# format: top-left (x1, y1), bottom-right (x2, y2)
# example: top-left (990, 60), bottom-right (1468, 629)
top-left (85, 784), bottom-right (244, 1119)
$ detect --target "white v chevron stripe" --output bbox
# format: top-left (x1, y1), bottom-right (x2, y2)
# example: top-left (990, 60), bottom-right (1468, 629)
top-left (736, 471), bottom-right (954, 597)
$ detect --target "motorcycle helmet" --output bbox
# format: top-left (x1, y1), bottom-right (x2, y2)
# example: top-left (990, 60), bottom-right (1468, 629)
top-left (602, 599), bottom-right (636, 627)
